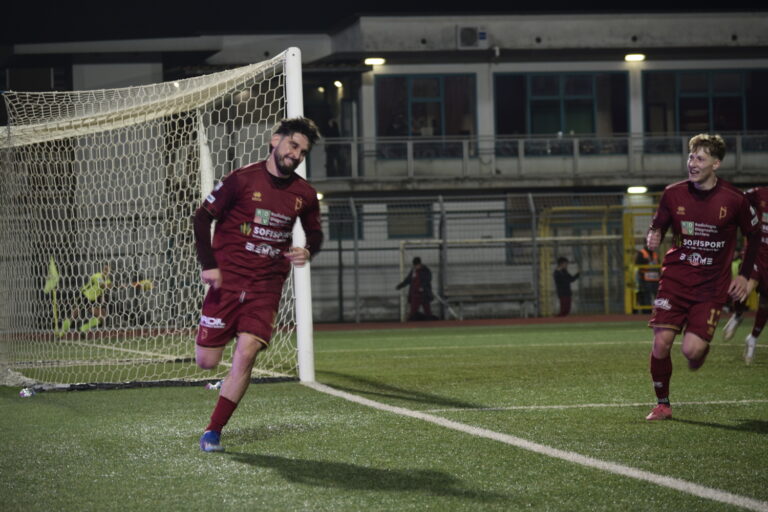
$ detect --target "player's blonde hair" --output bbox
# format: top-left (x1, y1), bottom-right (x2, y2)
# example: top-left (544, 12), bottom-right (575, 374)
top-left (689, 133), bottom-right (726, 161)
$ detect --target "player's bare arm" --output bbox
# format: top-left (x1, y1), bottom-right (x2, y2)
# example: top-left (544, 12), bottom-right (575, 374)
top-left (646, 228), bottom-right (662, 251)
top-left (200, 268), bottom-right (222, 289)
top-left (285, 246), bottom-right (310, 267)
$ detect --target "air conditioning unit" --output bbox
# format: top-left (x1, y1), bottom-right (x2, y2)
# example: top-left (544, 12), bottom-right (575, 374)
top-left (456, 26), bottom-right (489, 50)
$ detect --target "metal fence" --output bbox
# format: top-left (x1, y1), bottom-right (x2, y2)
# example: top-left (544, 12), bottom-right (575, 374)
top-left (310, 192), bottom-right (657, 323)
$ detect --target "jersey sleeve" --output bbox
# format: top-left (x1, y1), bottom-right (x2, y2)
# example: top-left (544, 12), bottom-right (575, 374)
top-left (737, 195), bottom-right (761, 279)
top-left (300, 193), bottom-right (324, 257)
top-left (201, 171), bottom-right (239, 220)
top-left (650, 189), bottom-right (672, 233)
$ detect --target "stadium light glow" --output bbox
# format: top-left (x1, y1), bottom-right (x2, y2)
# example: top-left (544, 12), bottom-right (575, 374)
top-left (625, 53), bottom-right (646, 62)
top-left (333, 81), bottom-right (343, 88)
top-left (316, 192), bottom-right (324, 201)
top-left (364, 57), bottom-right (386, 66)
top-left (627, 186), bottom-right (648, 194)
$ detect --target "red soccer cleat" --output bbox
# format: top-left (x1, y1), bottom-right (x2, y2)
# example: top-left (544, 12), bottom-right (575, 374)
top-left (645, 404), bottom-right (672, 421)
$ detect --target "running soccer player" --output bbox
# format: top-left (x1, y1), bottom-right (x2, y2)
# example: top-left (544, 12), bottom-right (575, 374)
top-left (193, 117), bottom-right (323, 451)
top-left (741, 186), bottom-right (768, 364)
top-left (644, 133), bottom-right (760, 421)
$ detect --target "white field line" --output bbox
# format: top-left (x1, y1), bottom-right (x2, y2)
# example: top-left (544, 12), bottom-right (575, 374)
top-left (424, 399), bottom-right (768, 413)
top-left (317, 340), bottom-right (759, 354)
top-left (305, 381), bottom-right (768, 512)
top-left (316, 340), bottom-right (649, 353)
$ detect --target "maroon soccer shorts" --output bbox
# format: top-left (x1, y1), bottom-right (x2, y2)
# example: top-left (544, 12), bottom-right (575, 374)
top-left (648, 292), bottom-right (724, 342)
top-left (195, 288), bottom-right (281, 348)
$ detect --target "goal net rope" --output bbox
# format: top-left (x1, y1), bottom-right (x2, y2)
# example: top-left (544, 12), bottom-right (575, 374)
top-left (0, 49), bottom-right (303, 388)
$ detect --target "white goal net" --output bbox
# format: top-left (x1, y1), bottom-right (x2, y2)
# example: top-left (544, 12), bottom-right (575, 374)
top-left (0, 48), bottom-right (307, 388)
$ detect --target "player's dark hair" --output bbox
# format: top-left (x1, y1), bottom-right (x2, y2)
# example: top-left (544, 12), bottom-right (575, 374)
top-left (412, 257), bottom-right (422, 265)
top-left (689, 133), bottom-right (726, 161)
top-left (557, 256), bottom-right (568, 265)
top-left (273, 117), bottom-right (321, 148)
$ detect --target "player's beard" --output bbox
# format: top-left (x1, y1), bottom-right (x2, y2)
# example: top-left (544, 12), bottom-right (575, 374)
top-left (272, 149), bottom-right (300, 177)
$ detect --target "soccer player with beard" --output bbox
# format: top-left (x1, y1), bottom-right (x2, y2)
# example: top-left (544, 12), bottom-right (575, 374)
top-left (193, 117), bottom-right (323, 451)
top-left (644, 134), bottom-right (760, 421)
top-left (741, 186), bottom-right (768, 364)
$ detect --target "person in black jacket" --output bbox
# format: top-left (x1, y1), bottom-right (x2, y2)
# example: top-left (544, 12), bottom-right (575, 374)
top-left (396, 257), bottom-right (437, 320)
top-left (553, 256), bottom-right (580, 317)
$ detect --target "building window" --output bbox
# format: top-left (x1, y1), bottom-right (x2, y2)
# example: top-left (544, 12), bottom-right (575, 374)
top-left (375, 74), bottom-right (476, 137)
top-left (644, 69), bottom-right (768, 134)
top-left (387, 203), bottom-right (433, 239)
top-left (495, 72), bottom-right (628, 136)
top-left (328, 203), bottom-right (363, 241)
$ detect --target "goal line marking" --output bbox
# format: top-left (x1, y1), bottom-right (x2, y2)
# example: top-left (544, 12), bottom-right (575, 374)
top-left (424, 398), bottom-right (768, 413)
top-left (305, 381), bottom-right (768, 512)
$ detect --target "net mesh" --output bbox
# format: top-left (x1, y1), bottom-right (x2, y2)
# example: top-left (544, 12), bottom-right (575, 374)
top-left (0, 50), bottom-right (300, 387)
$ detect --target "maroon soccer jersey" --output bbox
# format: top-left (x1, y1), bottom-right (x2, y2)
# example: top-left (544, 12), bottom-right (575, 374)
top-left (651, 179), bottom-right (759, 302)
top-left (744, 186), bottom-right (768, 276)
top-left (200, 161), bottom-right (322, 293)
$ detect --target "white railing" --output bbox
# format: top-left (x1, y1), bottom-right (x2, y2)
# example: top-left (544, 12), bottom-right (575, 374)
top-left (308, 133), bottom-right (768, 184)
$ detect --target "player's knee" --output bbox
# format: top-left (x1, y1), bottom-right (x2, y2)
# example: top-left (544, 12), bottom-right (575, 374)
top-left (681, 342), bottom-right (707, 361)
top-left (235, 333), bottom-right (266, 359)
top-left (196, 346), bottom-right (223, 369)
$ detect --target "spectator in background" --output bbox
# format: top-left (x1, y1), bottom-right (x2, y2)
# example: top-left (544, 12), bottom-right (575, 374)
top-left (635, 244), bottom-right (660, 307)
top-left (396, 257), bottom-right (437, 320)
top-left (553, 257), bottom-right (579, 317)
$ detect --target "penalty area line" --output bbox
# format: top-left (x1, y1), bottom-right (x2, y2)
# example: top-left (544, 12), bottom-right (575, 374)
top-left (305, 381), bottom-right (768, 512)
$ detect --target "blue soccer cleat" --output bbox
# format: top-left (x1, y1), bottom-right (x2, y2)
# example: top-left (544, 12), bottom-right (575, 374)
top-left (200, 430), bottom-right (225, 452)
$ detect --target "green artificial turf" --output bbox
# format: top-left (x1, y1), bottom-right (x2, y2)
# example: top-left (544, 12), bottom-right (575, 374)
top-left (2, 320), bottom-right (766, 511)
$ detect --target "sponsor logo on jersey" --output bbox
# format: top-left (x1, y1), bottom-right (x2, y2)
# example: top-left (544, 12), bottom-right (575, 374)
top-left (762, 212), bottom-right (768, 223)
top-left (682, 238), bottom-right (726, 250)
top-left (206, 194), bottom-right (216, 203)
top-left (654, 297), bottom-right (672, 310)
top-left (254, 208), bottom-right (271, 225)
top-left (681, 221), bottom-right (694, 235)
top-left (245, 242), bottom-right (281, 258)
top-left (200, 315), bottom-right (226, 329)
top-left (214, 181), bottom-right (224, 192)
top-left (252, 191), bottom-right (262, 202)
top-left (251, 225), bottom-right (291, 242)
top-left (240, 222), bottom-right (252, 235)
top-left (686, 252), bottom-right (713, 266)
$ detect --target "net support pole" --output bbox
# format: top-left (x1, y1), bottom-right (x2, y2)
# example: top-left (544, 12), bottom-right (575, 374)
top-left (286, 47), bottom-right (316, 383)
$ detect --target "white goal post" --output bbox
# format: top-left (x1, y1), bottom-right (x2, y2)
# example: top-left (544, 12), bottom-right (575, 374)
top-left (0, 47), bottom-right (315, 388)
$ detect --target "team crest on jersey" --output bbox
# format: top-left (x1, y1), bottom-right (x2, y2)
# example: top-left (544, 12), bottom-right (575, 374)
top-left (719, 206), bottom-right (727, 219)
top-left (295, 197), bottom-right (303, 211)
top-left (251, 191), bottom-right (262, 202)
top-left (681, 221), bottom-right (694, 235)
top-left (676, 206), bottom-right (686, 216)
top-left (254, 208), bottom-right (271, 225)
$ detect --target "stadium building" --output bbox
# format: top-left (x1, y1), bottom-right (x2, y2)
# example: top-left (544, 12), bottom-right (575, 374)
top-left (2, 11), bottom-right (767, 322)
